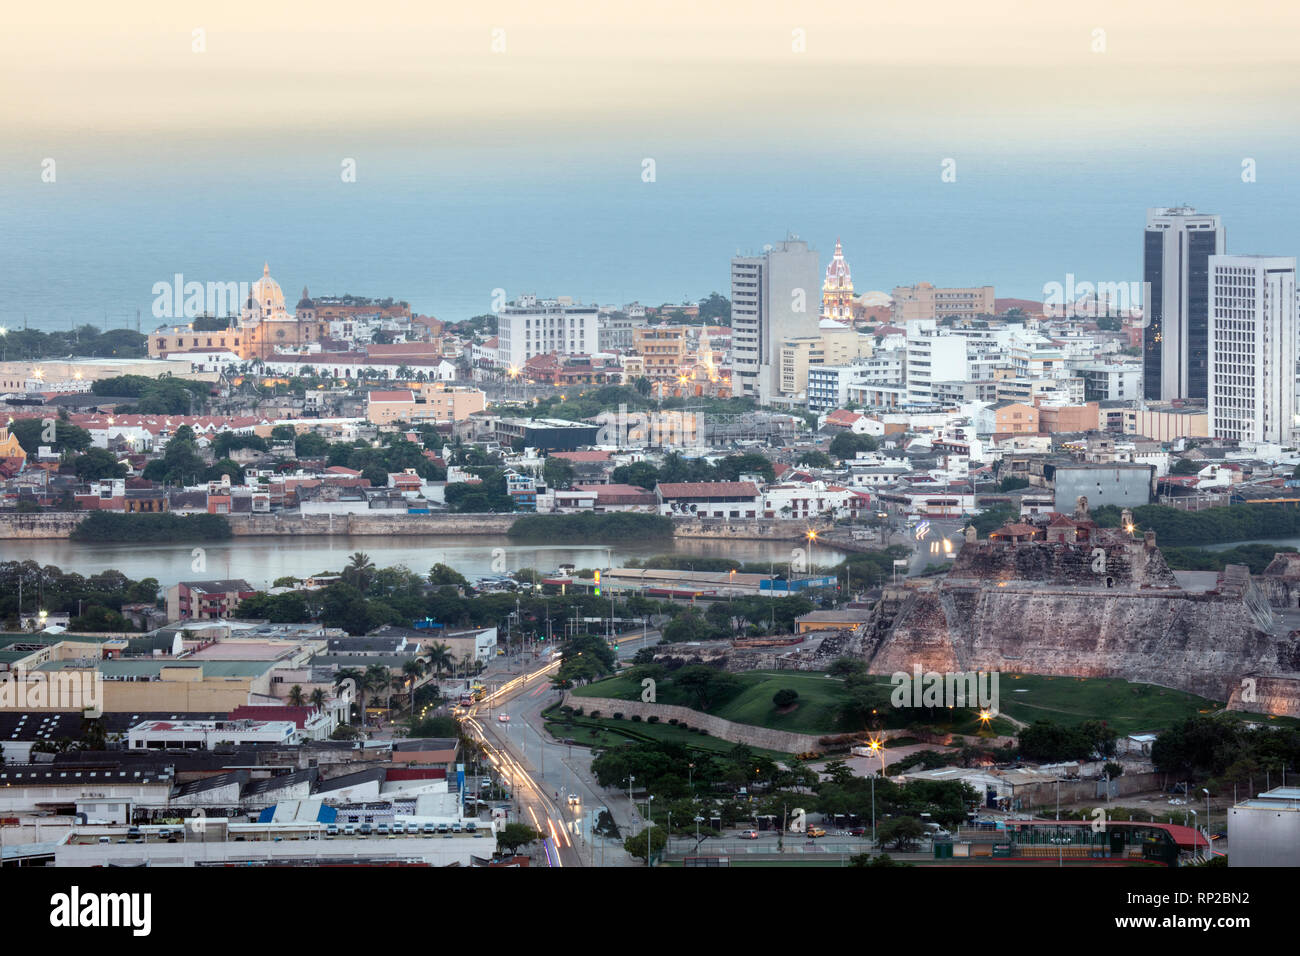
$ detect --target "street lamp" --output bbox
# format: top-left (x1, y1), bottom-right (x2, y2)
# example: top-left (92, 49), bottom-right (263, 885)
top-left (1202, 788), bottom-right (1211, 859)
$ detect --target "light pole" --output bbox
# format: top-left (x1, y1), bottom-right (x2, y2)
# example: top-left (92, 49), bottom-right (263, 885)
top-left (1202, 788), bottom-right (1211, 859)
top-left (645, 795), bottom-right (654, 868)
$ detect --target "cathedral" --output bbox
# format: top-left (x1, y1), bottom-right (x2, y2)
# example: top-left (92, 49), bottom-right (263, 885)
top-left (821, 238), bottom-right (855, 321)
top-left (149, 263), bottom-right (328, 362)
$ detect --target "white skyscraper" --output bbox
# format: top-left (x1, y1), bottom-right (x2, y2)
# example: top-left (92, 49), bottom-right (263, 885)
top-left (731, 237), bottom-right (821, 402)
top-left (1207, 255), bottom-right (1297, 444)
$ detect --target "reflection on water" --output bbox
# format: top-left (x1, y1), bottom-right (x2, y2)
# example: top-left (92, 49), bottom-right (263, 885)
top-left (4, 535), bottom-right (849, 589)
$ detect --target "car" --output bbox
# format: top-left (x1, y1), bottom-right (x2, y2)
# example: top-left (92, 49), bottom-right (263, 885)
top-left (567, 795), bottom-right (580, 807)
top-left (326, 825), bottom-right (339, 839)
top-left (377, 823), bottom-right (390, 836)
top-left (848, 826), bottom-right (868, 837)
top-left (391, 823), bottom-right (405, 835)
top-left (452, 823), bottom-right (463, 833)
top-left (343, 824), bottom-right (356, 837)
top-left (806, 827), bottom-right (827, 838)
top-left (437, 823), bottom-right (450, 834)
top-left (465, 822), bottom-right (478, 833)
top-left (497, 714), bottom-right (510, 722)
top-left (359, 824), bottom-right (372, 838)
top-left (739, 830), bottom-right (760, 839)
top-left (98, 836), bottom-right (112, 845)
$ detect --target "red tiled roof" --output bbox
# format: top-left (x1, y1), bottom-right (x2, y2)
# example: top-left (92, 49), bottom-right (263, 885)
top-left (550, 450), bottom-right (610, 463)
top-left (657, 481), bottom-right (759, 498)
top-left (368, 390), bottom-right (415, 402)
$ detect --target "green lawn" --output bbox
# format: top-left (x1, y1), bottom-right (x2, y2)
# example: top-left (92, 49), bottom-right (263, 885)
top-left (996, 674), bottom-right (1222, 736)
top-left (542, 708), bottom-right (789, 760)
top-left (573, 668), bottom-right (1294, 739)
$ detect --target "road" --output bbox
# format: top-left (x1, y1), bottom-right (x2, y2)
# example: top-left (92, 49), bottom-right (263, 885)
top-left (458, 630), bottom-right (663, 867)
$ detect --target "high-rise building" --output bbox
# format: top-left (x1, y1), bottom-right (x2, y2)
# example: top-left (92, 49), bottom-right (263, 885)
top-left (1142, 207), bottom-right (1225, 401)
top-left (821, 238), bottom-right (855, 321)
top-left (496, 294), bottom-right (600, 371)
top-left (731, 237), bottom-right (821, 401)
top-left (1207, 255), bottom-right (1296, 444)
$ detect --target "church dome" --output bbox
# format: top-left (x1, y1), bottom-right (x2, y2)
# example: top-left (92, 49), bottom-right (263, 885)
top-left (250, 262), bottom-right (286, 313)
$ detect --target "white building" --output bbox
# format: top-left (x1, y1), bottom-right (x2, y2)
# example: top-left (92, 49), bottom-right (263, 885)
top-left (906, 323), bottom-right (968, 404)
top-left (1207, 255), bottom-right (1297, 444)
top-left (1075, 363), bottom-right (1141, 402)
top-left (496, 295), bottom-right (599, 371)
top-left (127, 718), bottom-right (299, 750)
top-left (731, 238), bottom-right (822, 402)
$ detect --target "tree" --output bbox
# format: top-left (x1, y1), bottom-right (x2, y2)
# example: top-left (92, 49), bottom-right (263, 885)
top-left (73, 447), bottom-right (128, 481)
top-left (270, 424), bottom-right (296, 442)
top-left (829, 432), bottom-right (878, 461)
top-left (309, 688), bottom-right (327, 710)
top-left (342, 552), bottom-right (376, 592)
top-left (288, 685), bottom-right (305, 707)
top-left (495, 823), bottom-right (543, 855)
top-left (1171, 458), bottom-right (1202, 476)
top-left (421, 641), bottom-right (454, 678)
top-left (543, 455), bottom-right (576, 490)
top-left (295, 432), bottom-right (330, 458)
top-left (9, 417), bottom-right (92, 455)
top-left (429, 563), bottom-right (469, 588)
top-left (772, 688), bottom-right (799, 709)
top-left (876, 816), bottom-right (926, 851)
top-left (623, 826), bottom-right (668, 862)
top-left (364, 663), bottom-right (392, 721)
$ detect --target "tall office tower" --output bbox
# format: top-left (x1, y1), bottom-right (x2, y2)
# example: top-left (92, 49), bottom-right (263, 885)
top-left (1143, 207), bottom-right (1225, 401)
top-left (731, 237), bottom-right (821, 401)
top-left (1207, 255), bottom-right (1297, 444)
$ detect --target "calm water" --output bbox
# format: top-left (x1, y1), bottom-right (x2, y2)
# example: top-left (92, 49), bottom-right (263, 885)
top-left (0, 534), bottom-right (847, 589)
top-left (3, 143), bottom-right (1298, 329)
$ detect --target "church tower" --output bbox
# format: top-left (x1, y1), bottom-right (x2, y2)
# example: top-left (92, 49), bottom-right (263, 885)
top-left (821, 238), bottom-right (855, 321)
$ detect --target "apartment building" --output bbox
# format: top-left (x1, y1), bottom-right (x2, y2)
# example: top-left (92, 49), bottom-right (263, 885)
top-left (891, 283), bottom-right (995, 323)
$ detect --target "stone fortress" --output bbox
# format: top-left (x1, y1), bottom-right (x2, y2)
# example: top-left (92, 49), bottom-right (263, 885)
top-left (860, 499), bottom-right (1300, 717)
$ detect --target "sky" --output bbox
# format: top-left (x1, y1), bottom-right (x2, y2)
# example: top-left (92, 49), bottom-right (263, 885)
top-left (2, 2), bottom-right (1299, 327)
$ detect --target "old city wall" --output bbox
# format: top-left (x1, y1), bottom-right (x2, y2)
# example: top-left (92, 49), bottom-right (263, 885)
top-left (867, 582), bottom-right (1300, 704)
top-left (0, 513), bottom-right (84, 539)
top-left (670, 517), bottom-right (833, 541)
top-left (226, 513), bottom-right (518, 536)
top-left (561, 692), bottom-right (827, 753)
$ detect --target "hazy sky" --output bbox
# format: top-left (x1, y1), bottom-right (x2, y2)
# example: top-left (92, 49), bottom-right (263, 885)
top-left (5, 1), bottom-right (1299, 150)
top-left (3, 2), bottom-right (1299, 326)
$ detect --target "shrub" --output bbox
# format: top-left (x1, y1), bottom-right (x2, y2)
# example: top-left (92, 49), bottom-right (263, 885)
top-left (647, 715), bottom-right (659, 724)
top-left (589, 710), bottom-right (601, 718)
top-left (630, 714), bottom-right (642, 722)
top-left (668, 718), bottom-right (678, 725)
top-left (612, 712), bottom-right (623, 721)
top-left (573, 707), bottom-right (584, 716)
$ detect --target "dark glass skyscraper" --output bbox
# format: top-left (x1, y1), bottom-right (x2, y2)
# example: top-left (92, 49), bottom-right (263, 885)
top-left (1142, 207), bottom-right (1225, 402)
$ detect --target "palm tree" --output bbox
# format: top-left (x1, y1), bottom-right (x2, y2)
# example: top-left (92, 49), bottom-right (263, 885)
top-left (343, 552), bottom-right (375, 592)
top-left (420, 641), bottom-right (453, 678)
top-left (364, 663), bottom-right (391, 722)
top-left (309, 687), bottom-right (327, 711)
top-left (402, 657), bottom-right (427, 713)
top-left (287, 684), bottom-right (305, 707)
